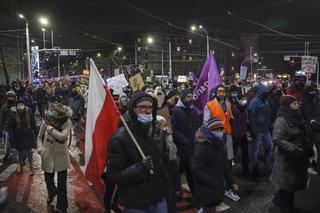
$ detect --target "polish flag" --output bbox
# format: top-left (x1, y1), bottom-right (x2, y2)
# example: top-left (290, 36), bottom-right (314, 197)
top-left (85, 59), bottom-right (120, 194)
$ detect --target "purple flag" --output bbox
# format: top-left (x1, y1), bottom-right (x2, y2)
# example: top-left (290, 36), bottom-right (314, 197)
top-left (192, 52), bottom-right (221, 115)
top-left (188, 72), bottom-right (198, 90)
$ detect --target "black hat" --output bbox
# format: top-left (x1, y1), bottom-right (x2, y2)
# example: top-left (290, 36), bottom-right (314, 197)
top-left (179, 88), bottom-right (192, 100)
top-left (129, 90), bottom-right (157, 121)
top-left (279, 95), bottom-right (297, 106)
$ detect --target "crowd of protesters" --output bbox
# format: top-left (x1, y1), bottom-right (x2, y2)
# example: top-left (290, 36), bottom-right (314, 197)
top-left (0, 79), bottom-right (86, 212)
top-left (0, 74), bottom-right (319, 213)
top-left (105, 75), bottom-right (320, 213)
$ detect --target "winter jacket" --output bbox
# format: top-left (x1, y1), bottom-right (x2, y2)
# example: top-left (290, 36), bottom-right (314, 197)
top-left (36, 87), bottom-right (48, 105)
top-left (107, 120), bottom-right (169, 209)
top-left (300, 86), bottom-right (320, 143)
top-left (37, 119), bottom-right (72, 173)
top-left (248, 85), bottom-right (271, 134)
top-left (0, 102), bottom-right (16, 131)
top-left (270, 116), bottom-right (308, 192)
top-left (171, 100), bottom-right (198, 158)
top-left (191, 127), bottom-right (235, 207)
top-left (8, 107), bottom-right (36, 151)
top-left (230, 100), bottom-right (248, 138)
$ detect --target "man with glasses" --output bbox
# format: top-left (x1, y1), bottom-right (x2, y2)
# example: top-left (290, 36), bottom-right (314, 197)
top-left (107, 91), bottom-right (169, 213)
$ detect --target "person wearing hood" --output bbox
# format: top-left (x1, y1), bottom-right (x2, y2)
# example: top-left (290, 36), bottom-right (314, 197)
top-left (20, 86), bottom-right (36, 114)
top-left (267, 83), bottom-right (283, 125)
top-left (248, 84), bottom-right (273, 178)
top-left (0, 90), bottom-right (17, 163)
top-left (172, 88), bottom-right (198, 195)
top-left (37, 103), bottom-right (73, 213)
top-left (270, 96), bottom-right (308, 213)
top-left (191, 118), bottom-right (239, 213)
top-left (300, 85), bottom-right (320, 174)
top-left (107, 91), bottom-right (169, 212)
top-left (8, 101), bottom-right (36, 175)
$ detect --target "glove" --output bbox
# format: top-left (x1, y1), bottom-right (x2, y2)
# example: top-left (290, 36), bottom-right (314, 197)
top-left (136, 156), bottom-right (154, 175)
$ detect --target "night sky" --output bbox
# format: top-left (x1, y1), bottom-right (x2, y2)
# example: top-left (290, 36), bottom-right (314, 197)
top-left (1, 0), bottom-right (320, 68)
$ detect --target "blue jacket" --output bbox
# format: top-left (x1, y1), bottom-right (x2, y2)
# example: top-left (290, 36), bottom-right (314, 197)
top-left (248, 85), bottom-right (271, 134)
top-left (172, 100), bottom-right (198, 158)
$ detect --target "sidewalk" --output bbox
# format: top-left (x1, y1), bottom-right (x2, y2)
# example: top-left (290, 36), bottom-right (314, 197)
top-left (1, 152), bottom-right (104, 213)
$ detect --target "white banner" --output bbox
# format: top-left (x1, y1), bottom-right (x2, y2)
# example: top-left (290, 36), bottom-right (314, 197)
top-left (31, 46), bottom-right (39, 73)
top-left (240, 66), bottom-right (248, 80)
top-left (106, 73), bottom-right (128, 95)
top-left (301, 56), bottom-right (318, 74)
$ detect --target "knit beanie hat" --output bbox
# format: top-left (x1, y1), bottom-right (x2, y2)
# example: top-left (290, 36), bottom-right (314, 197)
top-left (205, 117), bottom-right (224, 130)
top-left (279, 95), bottom-right (297, 107)
top-left (179, 88), bottom-right (192, 100)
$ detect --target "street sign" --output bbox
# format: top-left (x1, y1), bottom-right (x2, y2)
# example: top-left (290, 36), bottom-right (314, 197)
top-left (301, 56), bottom-right (318, 74)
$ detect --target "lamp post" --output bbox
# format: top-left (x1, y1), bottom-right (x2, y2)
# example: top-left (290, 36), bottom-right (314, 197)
top-left (191, 25), bottom-right (210, 56)
top-left (146, 36), bottom-right (172, 80)
top-left (41, 28), bottom-right (46, 49)
top-left (18, 14), bottom-right (32, 83)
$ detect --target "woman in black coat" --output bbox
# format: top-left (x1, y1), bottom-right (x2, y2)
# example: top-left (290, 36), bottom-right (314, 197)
top-left (191, 118), bottom-right (238, 213)
top-left (270, 95), bottom-right (309, 213)
top-left (8, 102), bottom-right (36, 175)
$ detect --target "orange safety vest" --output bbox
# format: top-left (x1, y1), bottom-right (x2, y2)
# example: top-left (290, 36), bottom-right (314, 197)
top-left (207, 99), bottom-right (233, 135)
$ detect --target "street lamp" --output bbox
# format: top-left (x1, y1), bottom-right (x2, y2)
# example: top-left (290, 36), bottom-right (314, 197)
top-left (190, 24), bottom-right (209, 56)
top-left (18, 13), bottom-right (32, 83)
top-left (97, 53), bottom-right (101, 57)
top-left (39, 17), bottom-right (49, 26)
top-left (117, 47), bottom-right (122, 52)
top-left (39, 17), bottom-right (54, 49)
top-left (147, 36), bottom-right (154, 44)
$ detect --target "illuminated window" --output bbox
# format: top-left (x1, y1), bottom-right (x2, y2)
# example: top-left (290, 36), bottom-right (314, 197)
top-left (189, 39), bottom-right (192, 45)
top-left (177, 46), bottom-right (181, 52)
top-left (189, 56), bottom-right (192, 61)
top-left (232, 52), bottom-right (235, 57)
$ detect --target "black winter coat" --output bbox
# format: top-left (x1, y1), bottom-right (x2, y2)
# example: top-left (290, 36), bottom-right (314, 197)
top-left (171, 101), bottom-right (198, 158)
top-left (191, 128), bottom-right (235, 207)
top-left (107, 121), bottom-right (168, 209)
top-left (8, 108), bottom-right (36, 151)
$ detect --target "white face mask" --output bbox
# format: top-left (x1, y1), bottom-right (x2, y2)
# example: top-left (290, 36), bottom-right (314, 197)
top-left (213, 132), bottom-right (224, 140)
top-left (137, 114), bottom-right (153, 124)
top-left (239, 100), bottom-right (247, 106)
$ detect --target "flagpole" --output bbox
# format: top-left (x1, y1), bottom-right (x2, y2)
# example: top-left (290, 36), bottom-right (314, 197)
top-left (89, 59), bottom-right (153, 175)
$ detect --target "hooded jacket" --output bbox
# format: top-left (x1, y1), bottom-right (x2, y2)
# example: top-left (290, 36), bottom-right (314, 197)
top-left (248, 85), bottom-right (271, 134)
top-left (107, 91), bottom-right (168, 209)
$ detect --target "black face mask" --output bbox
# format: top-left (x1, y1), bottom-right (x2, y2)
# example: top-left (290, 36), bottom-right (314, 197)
top-left (274, 90), bottom-right (282, 98)
top-left (260, 92), bottom-right (269, 101)
top-left (183, 100), bottom-right (192, 108)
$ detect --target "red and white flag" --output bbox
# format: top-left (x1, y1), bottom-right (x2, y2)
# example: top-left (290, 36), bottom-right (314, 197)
top-left (85, 59), bottom-right (120, 194)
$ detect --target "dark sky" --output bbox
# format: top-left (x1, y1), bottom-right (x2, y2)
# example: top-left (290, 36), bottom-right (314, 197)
top-left (1, 0), bottom-right (320, 58)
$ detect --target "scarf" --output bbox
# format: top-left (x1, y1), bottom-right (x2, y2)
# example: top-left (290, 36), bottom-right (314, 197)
top-left (277, 105), bottom-right (305, 129)
top-left (204, 128), bottom-right (226, 149)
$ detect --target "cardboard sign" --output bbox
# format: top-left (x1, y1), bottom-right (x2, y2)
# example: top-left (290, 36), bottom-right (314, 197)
top-left (129, 73), bottom-right (145, 92)
top-left (302, 56), bottom-right (318, 74)
top-left (106, 74), bottom-right (129, 95)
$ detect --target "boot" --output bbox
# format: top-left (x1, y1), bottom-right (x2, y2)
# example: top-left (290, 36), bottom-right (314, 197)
top-left (29, 165), bottom-right (34, 176)
top-left (17, 163), bottom-right (24, 173)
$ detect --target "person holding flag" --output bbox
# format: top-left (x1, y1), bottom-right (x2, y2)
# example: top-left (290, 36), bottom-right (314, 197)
top-left (107, 91), bottom-right (169, 213)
